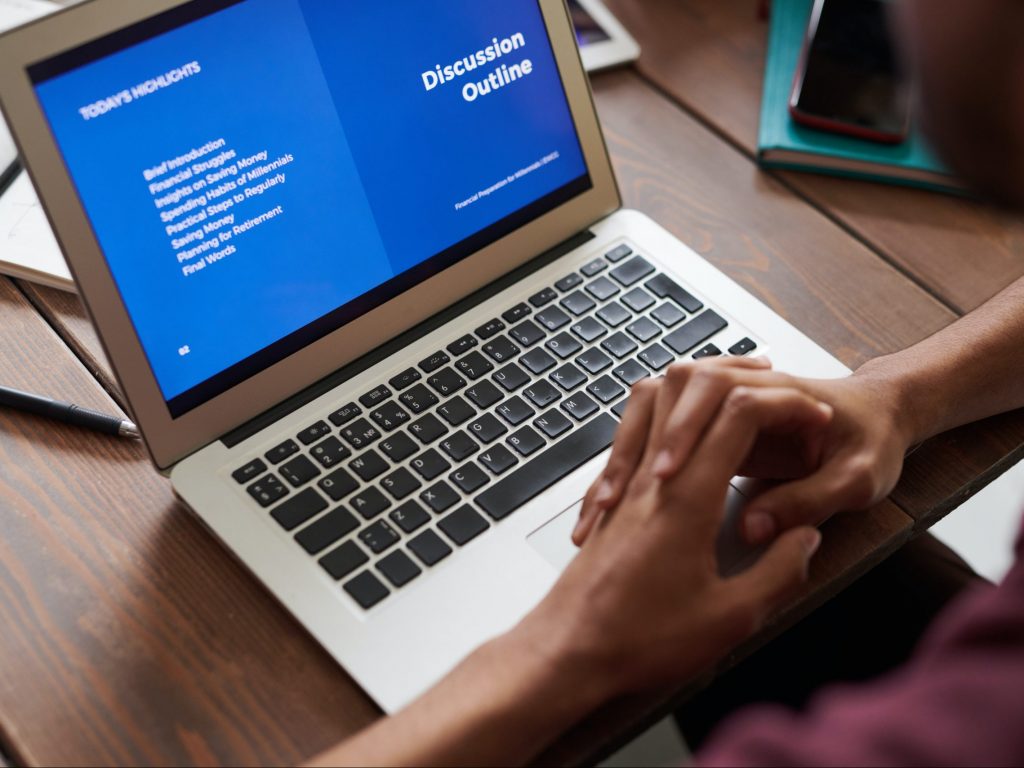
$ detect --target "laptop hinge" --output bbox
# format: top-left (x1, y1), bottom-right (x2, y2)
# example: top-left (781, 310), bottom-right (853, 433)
top-left (221, 228), bottom-right (596, 448)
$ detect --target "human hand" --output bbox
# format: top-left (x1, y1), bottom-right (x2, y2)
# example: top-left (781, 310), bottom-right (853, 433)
top-left (575, 358), bottom-right (916, 548)
top-left (514, 382), bottom-right (828, 697)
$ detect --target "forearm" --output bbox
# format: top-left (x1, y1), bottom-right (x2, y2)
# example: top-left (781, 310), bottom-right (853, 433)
top-left (308, 625), bottom-right (607, 767)
top-left (858, 275), bottom-right (1024, 444)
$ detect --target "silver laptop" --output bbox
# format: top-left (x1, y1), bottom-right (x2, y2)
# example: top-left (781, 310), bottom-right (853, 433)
top-left (0, 0), bottom-right (847, 713)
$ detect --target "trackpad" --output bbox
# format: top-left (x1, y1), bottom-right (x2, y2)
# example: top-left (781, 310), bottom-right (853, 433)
top-left (527, 486), bottom-right (760, 574)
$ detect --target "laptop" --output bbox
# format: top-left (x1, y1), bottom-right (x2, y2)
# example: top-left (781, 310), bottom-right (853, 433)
top-left (0, 0), bottom-right (847, 713)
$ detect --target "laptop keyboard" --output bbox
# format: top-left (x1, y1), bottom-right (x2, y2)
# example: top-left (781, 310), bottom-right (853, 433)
top-left (231, 242), bottom-right (756, 610)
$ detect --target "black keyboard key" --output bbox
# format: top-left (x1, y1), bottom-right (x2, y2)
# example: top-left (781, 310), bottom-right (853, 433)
top-left (610, 255), bottom-right (656, 287)
top-left (728, 337), bottom-right (758, 356)
top-left (596, 301), bottom-right (631, 328)
top-left (379, 431), bottom-right (418, 462)
top-left (420, 480), bottom-right (460, 514)
top-left (534, 409), bottom-right (573, 439)
top-left (694, 344), bottom-right (723, 359)
top-left (344, 571), bottom-right (390, 609)
top-left (297, 421), bottom-right (332, 446)
top-left (350, 486), bottom-right (391, 520)
top-left (340, 418), bottom-right (381, 450)
top-left (555, 273), bottom-right (583, 292)
top-left (427, 367), bottom-right (467, 397)
top-left (409, 413), bottom-right (448, 444)
top-left (438, 396), bottom-right (476, 426)
top-left (465, 380), bottom-right (504, 409)
top-left (622, 287), bottom-right (655, 313)
top-left (612, 397), bottom-right (631, 419)
top-left (409, 529), bottom-right (453, 566)
top-left (496, 395), bottom-right (535, 426)
top-left (359, 520), bottom-right (401, 554)
top-left (476, 413), bottom-right (618, 521)
top-left (369, 401), bottom-right (410, 432)
top-left (271, 487), bottom-right (328, 531)
top-left (419, 351), bottom-right (451, 373)
top-left (626, 317), bottom-right (662, 343)
top-left (318, 467), bottom-right (359, 501)
top-left (456, 350), bottom-right (495, 380)
top-left (475, 318), bottom-right (505, 340)
top-left (328, 402), bottom-right (362, 427)
top-left (233, 458), bottom-right (266, 484)
top-left (399, 383), bottom-right (439, 415)
top-left (467, 413), bottom-right (508, 443)
top-left (585, 276), bottom-right (620, 302)
top-left (447, 334), bottom-right (478, 357)
top-left (577, 348), bottom-right (613, 375)
top-left (507, 425), bottom-right (545, 457)
top-left (388, 367), bottom-right (422, 391)
top-left (296, 507), bottom-right (359, 554)
top-left (550, 362), bottom-right (587, 392)
top-left (389, 500), bottom-right (431, 535)
top-left (265, 439), bottom-right (299, 465)
top-left (581, 258), bottom-right (608, 277)
top-left (439, 506), bottom-right (490, 546)
top-left (645, 273), bottom-right (704, 314)
top-left (523, 379), bottom-right (561, 409)
top-left (509, 320), bottom-right (545, 347)
top-left (652, 303), bottom-right (687, 328)
top-left (606, 244), bottom-right (632, 263)
top-left (493, 362), bottom-right (530, 392)
top-left (377, 550), bottom-right (422, 588)
top-left (587, 375), bottom-right (626, 404)
top-left (502, 303), bottom-right (532, 324)
top-left (311, 436), bottom-right (353, 468)
top-left (360, 385), bottom-right (392, 409)
top-left (280, 455), bottom-right (321, 488)
top-left (521, 348), bottom-right (556, 375)
top-left (546, 332), bottom-right (583, 359)
top-left (640, 343), bottom-right (674, 371)
top-left (529, 287), bottom-right (558, 307)
top-left (561, 290), bottom-right (597, 316)
top-left (562, 393), bottom-right (600, 421)
top-left (320, 541), bottom-right (368, 581)
top-left (570, 316), bottom-right (608, 343)
top-left (247, 474), bottom-right (288, 508)
top-left (536, 306), bottom-right (571, 331)
top-left (482, 336), bottom-right (520, 364)
top-left (410, 448), bottom-right (451, 480)
top-left (601, 332), bottom-right (639, 359)
top-left (349, 450), bottom-right (388, 482)
top-left (381, 467), bottom-right (422, 500)
top-left (613, 359), bottom-right (651, 386)
top-left (479, 444), bottom-right (518, 475)
top-left (450, 462), bottom-right (490, 493)
top-left (664, 310), bottom-right (728, 356)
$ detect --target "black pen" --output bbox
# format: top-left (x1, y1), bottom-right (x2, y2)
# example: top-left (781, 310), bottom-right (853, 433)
top-left (0, 385), bottom-right (140, 439)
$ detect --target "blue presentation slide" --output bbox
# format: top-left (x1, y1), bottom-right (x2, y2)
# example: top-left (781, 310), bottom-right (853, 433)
top-left (33, 0), bottom-right (588, 406)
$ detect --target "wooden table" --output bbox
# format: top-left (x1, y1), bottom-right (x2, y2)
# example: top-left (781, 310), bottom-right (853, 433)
top-left (2, 2), bottom-right (1023, 764)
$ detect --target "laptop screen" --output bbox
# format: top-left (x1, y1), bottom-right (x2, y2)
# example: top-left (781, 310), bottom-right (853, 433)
top-left (28, 0), bottom-right (591, 417)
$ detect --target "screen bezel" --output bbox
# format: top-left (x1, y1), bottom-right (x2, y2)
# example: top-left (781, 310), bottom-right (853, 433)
top-left (0, 0), bottom-right (620, 470)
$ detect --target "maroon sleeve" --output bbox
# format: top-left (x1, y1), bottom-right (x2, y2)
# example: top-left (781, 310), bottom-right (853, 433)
top-left (698, 529), bottom-right (1024, 766)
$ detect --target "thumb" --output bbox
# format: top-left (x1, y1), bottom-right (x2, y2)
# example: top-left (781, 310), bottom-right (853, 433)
top-left (728, 526), bottom-right (821, 626)
top-left (741, 465), bottom-right (853, 545)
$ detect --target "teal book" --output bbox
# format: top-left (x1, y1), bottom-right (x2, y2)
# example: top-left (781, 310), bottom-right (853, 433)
top-left (758, 0), bottom-right (962, 194)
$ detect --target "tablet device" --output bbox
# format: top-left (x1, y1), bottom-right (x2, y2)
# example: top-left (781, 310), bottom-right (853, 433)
top-left (569, 0), bottom-right (639, 72)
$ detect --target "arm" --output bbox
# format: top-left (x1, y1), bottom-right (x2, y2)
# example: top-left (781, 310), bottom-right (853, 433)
top-left (309, 379), bottom-right (828, 767)
top-left (577, 275), bottom-right (1024, 546)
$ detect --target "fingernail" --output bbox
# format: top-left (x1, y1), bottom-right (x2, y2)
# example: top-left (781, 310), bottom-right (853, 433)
top-left (745, 511), bottom-right (776, 543)
top-left (652, 450), bottom-right (673, 477)
top-left (594, 478), bottom-right (614, 506)
top-left (803, 529), bottom-right (823, 556)
top-left (817, 403), bottom-right (834, 419)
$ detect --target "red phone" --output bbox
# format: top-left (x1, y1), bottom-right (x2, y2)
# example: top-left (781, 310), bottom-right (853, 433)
top-left (789, 0), bottom-right (911, 144)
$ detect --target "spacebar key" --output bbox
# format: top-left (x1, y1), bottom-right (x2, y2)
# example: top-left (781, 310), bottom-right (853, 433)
top-left (476, 413), bottom-right (618, 521)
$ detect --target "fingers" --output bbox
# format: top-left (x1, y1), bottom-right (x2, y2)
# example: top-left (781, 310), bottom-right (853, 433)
top-left (740, 452), bottom-right (883, 545)
top-left (574, 377), bottom-right (659, 545)
top-left (726, 526), bottom-right (822, 630)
